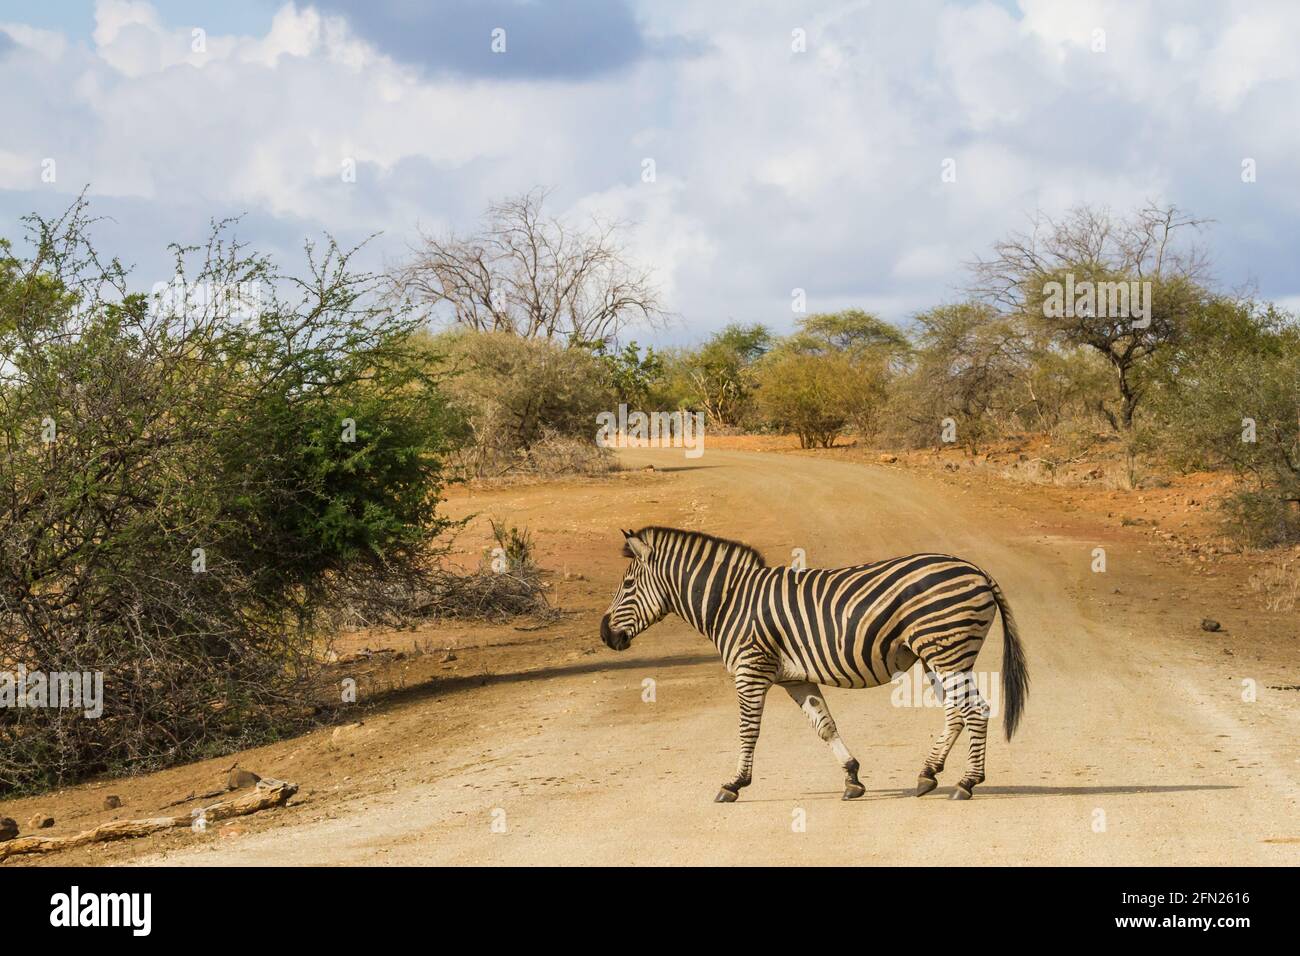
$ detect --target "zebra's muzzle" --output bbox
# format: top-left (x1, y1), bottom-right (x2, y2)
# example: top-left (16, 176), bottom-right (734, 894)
top-left (600, 615), bottom-right (631, 651)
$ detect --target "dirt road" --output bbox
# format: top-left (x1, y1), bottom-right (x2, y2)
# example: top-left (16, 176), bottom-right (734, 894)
top-left (89, 448), bottom-right (1300, 864)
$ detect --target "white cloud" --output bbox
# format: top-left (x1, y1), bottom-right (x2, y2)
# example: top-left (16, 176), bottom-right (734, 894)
top-left (1197, 10), bottom-right (1299, 110)
top-left (570, 179), bottom-right (719, 307)
top-left (893, 244), bottom-right (955, 281)
top-left (0, 22), bottom-right (69, 59)
top-left (937, 1), bottom-right (1048, 131)
top-left (0, 150), bottom-right (34, 187)
top-left (0, 0), bottom-right (1296, 343)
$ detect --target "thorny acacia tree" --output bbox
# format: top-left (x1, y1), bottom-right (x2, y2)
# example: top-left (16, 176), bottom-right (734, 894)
top-left (971, 203), bottom-right (1210, 431)
top-left (389, 189), bottom-right (665, 345)
top-left (0, 197), bottom-right (460, 793)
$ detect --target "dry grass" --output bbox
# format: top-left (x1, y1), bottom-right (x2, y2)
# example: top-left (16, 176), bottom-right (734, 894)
top-left (1248, 558), bottom-right (1300, 612)
top-left (454, 432), bottom-right (620, 483)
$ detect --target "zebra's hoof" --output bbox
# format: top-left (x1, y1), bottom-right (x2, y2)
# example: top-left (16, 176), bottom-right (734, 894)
top-left (842, 781), bottom-right (866, 800)
top-left (714, 787), bottom-right (739, 803)
top-left (951, 783), bottom-right (974, 800)
top-left (916, 774), bottom-right (938, 797)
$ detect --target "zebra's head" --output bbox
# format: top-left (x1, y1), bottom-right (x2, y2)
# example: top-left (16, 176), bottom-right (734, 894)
top-left (601, 529), bottom-right (670, 651)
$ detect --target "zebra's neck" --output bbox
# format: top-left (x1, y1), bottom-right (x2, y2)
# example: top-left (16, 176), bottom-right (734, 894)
top-left (653, 536), bottom-right (762, 646)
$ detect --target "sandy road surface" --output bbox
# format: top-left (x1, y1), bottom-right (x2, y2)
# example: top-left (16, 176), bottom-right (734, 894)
top-left (115, 447), bottom-right (1297, 866)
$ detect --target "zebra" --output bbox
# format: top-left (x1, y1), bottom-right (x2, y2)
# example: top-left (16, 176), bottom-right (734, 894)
top-left (600, 526), bottom-right (1028, 802)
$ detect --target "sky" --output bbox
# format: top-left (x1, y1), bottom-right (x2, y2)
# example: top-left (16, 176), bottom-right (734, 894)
top-left (1, 0), bottom-right (1297, 346)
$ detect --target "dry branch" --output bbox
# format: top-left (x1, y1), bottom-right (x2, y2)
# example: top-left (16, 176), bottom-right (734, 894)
top-left (0, 778), bottom-right (298, 861)
top-left (390, 189), bottom-right (664, 342)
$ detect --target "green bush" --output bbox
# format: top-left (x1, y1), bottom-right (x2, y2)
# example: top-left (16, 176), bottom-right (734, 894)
top-left (597, 341), bottom-right (665, 407)
top-left (1148, 298), bottom-right (1300, 544)
top-left (755, 349), bottom-right (854, 448)
top-left (428, 329), bottom-right (613, 477)
top-left (754, 313), bottom-right (901, 448)
top-left (0, 201), bottom-right (460, 793)
top-left (1219, 491), bottom-right (1300, 549)
top-left (680, 323), bottom-right (772, 428)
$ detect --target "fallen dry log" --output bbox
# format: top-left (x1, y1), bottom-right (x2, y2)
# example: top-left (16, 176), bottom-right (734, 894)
top-left (0, 778), bottom-right (298, 861)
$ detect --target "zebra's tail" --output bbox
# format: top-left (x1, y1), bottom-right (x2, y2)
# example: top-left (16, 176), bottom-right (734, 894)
top-left (989, 578), bottom-right (1029, 741)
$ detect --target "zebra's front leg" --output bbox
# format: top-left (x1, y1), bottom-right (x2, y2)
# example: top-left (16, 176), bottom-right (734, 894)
top-left (715, 664), bottom-right (775, 803)
top-left (781, 682), bottom-right (865, 800)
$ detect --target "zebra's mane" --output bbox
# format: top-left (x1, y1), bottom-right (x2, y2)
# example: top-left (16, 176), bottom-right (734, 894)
top-left (631, 526), bottom-right (767, 568)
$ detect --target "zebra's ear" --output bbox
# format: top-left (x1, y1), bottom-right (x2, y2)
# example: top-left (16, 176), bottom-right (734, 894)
top-left (623, 534), bottom-right (652, 561)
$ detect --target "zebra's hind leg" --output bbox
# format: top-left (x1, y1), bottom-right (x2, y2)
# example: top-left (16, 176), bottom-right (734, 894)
top-left (948, 672), bottom-right (990, 800)
top-left (780, 682), bottom-right (864, 799)
top-left (715, 662), bottom-right (775, 803)
top-left (917, 672), bottom-right (966, 797)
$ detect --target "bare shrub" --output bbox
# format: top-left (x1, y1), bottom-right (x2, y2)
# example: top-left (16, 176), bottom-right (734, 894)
top-left (390, 189), bottom-right (665, 343)
top-left (331, 563), bottom-right (554, 629)
top-left (437, 569), bottom-right (555, 622)
top-left (512, 430), bottom-right (619, 477)
top-left (330, 520), bottom-right (556, 630)
top-left (882, 303), bottom-right (1028, 453)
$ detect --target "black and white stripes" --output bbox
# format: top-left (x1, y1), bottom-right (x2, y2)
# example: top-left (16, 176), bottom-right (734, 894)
top-left (601, 526), bottom-right (1029, 801)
